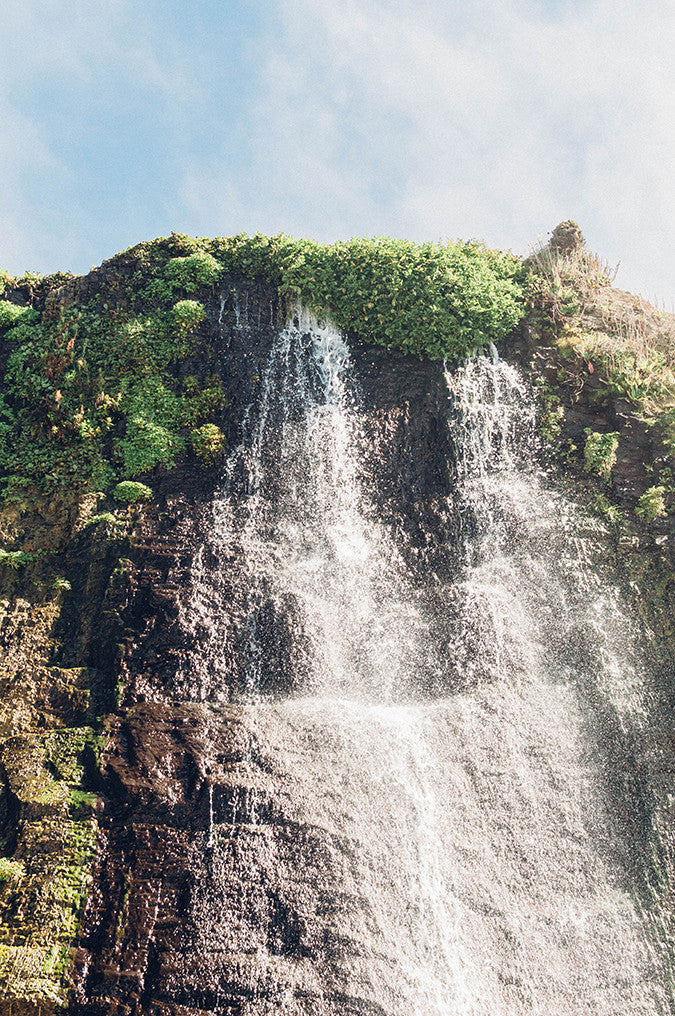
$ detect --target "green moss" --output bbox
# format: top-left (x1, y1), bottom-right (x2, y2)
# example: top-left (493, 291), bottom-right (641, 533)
top-left (0, 726), bottom-right (100, 1006)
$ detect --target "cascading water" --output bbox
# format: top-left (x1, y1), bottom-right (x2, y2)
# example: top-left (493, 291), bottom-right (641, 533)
top-left (180, 308), bottom-right (671, 1015)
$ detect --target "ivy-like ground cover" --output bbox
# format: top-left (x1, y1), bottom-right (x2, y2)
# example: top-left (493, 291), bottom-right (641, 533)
top-left (0, 233), bottom-right (526, 502)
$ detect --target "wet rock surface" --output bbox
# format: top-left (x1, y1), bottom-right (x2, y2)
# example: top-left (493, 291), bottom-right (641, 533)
top-left (1, 275), bottom-right (672, 1015)
top-left (66, 289), bottom-right (468, 1015)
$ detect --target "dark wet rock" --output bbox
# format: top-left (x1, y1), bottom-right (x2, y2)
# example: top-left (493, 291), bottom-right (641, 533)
top-left (1, 270), bottom-right (673, 1015)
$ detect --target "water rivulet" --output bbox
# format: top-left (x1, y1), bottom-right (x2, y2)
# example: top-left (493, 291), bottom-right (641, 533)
top-left (73, 303), bottom-right (671, 1015)
top-left (148, 308), bottom-right (669, 1016)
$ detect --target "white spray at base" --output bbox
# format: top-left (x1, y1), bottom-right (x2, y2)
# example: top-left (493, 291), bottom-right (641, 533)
top-left (187, 312), bottom-right (671, 1015)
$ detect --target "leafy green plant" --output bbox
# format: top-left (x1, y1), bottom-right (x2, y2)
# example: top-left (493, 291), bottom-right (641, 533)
top-left (117, 376), bottom-right (185, 476)
top-left (0, 269), bottom-right (15, 294)
top-left (594, 493), bottom-right (623, 525)
top-left (173, 299), bottom-right (206, 335)
top-left (0, 548), bottom-right (41, 568)
top-left (0, 301), bottom-right (38, 330)
top-left (180, 375), bottom-right (227, 426)
top-left (52, 576), bottom-right (72, 593)
top-left (112, 480), bottom-right (153, 504)
top-left (635, 486), bottom-right (668, 522)
top-left (191, 423), bottom-right (226, 465)
top-left (165, 252), bottom-right (222, 292)
top-left (583, 430), bottom-right (619, 480)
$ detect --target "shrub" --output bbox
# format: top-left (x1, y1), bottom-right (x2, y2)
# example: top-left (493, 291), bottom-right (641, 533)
top-left (165, 252), bottom-right (222, 292)
top-left (173, 299), bottom-right (206, 335)
top-left (112, 481), bottom-right (153, 504)
top-left (118, 377), bottom-right (184, 475)
top-left (52, 576), bottom-right (72, 593)
top-left (0, 269), bottom-right (15, 294)
top-left (594, 493), bottom-right (623, 525)
top-left (191, 423), bottom-right (226, 465)
top-left (119, 415), bottom-right (184, 475)
top-left (583, 430), bottom-right (619, 480)
top-left (635, 485), bottom-right (667, 522)
top-left (277, 237), bottom-right (525, 360)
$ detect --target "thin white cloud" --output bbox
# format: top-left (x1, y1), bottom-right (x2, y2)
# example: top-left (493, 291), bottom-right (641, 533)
top-left (183, 0), bottom-right (675, 302)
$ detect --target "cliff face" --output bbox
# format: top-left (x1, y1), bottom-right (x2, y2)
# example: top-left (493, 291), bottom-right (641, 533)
top-left (0, 250), bottom-right (673, 1014)
top-left (0, 274), bottom-right (464, 1013)
top-left (68, 288), bottom-right (466, 1014)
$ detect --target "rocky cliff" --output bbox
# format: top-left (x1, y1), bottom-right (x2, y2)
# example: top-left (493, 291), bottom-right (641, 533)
top-left (0, 232), bottom-right (672, 1014)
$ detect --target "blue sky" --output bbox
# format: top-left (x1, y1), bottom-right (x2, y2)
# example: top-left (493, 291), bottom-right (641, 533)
top-left (2, 0), bottom-right (674, 305)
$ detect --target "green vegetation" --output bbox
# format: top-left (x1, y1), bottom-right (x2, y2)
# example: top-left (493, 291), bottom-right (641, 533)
top-left (583, 430), bottom-right (619, 480)
top-left (593, 493), bottom-right (623, 526)
top-left (0, 232), bottom-right (526, 504)
top-left (191, 422), bottom-right (226, 465)
top-left (0, 548), bottom-right (41, 569)
top-left (0, 726), bottom-right (100, 1006)
top-left (636, 485), bottom-right (667, 522)
top-left (527, 224), bottom-right (674, 521)
top-left (173, 298), bottom-right (206, 335)
top-left (165, 252), bottom-right (222, 291)
top-left (0, 301), bottom-right (38, 329)
top-left (112, 480), bottom-right (153, 503)
top-left (83, 511), bottom-right (119, 529)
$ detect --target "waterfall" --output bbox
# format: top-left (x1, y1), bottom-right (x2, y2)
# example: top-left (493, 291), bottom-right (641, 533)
top-left (181, 311), bottom-right (671, 1015)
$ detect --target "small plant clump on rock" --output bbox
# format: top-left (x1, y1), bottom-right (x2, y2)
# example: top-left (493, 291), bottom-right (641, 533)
top-left (112, 481), bottom-right (153, 504)
top-left (635, 485), bottom-right (667, 522)
top-left (0, 858), bottom-right (25, 883)
top-left (0, 301), bottom-right (38, 330)
top-left (165, 252), bottom-right (222, 292)
top-left (0, 548), bottom-right (40, 569)
top-left (583, 430), bottom-right (619, 481)
top-left (191, 423), bottom-right (226, 466)
top-left (173, 299), bottom-right (206, 335)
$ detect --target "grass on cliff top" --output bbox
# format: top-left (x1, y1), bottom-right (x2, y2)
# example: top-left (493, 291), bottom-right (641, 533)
top-left (527, 234), bottom-right (675, 516)
top-left (0, 233), bottom-right (526, 502)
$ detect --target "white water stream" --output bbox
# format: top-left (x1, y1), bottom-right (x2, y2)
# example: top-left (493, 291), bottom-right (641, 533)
top-left (187, 311), bottom-right (670, 1014)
